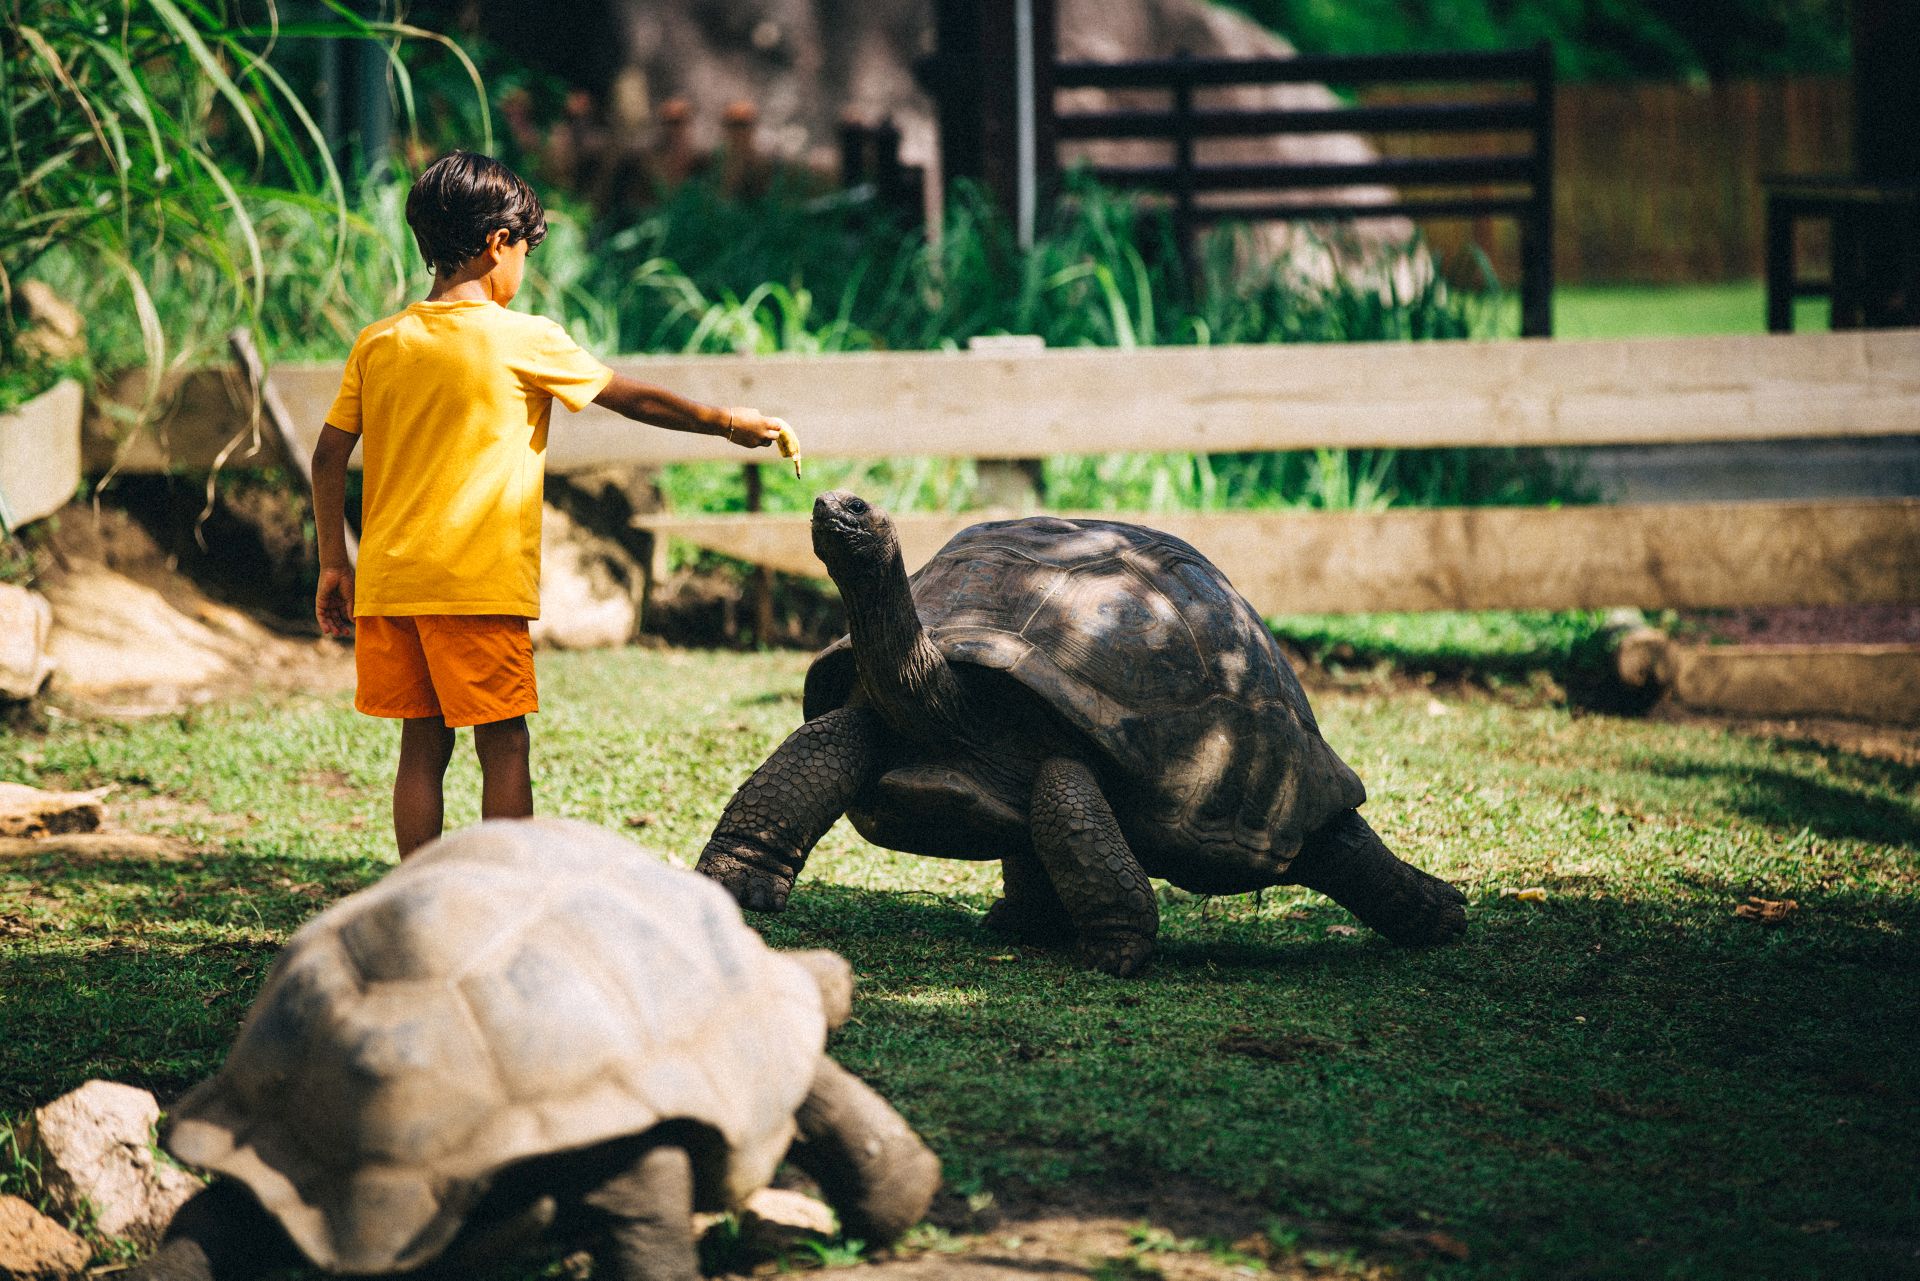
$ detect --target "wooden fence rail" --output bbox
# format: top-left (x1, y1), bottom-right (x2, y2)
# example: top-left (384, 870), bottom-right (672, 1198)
top-left (79, 330), bottom-right (1920, 619)
top-left (631, 500), bottom-right (1920, 616)
top-left (87, 330), bottom-right (1920, 473)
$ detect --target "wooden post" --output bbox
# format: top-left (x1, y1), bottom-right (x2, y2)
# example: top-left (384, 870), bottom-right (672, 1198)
top-left (1841, 0), bottom-right (1920, 328)
top-left (838, 114), bottom-right (871, 189)
top-left (1520, 41), bottom-right (1556, 338)
top-left (1853, 0), bottom-right (1920, 184)
top-left (926, 0), bottom-right (1057, 243)
top-left (1765, 197), bottom-right (1796, 333)
top-left (318, 4), bottom-right (392, 181)
top-left (1171, 49), bottom-right (1198, 292)
top-left (743, 462), bottom-right (774, 646)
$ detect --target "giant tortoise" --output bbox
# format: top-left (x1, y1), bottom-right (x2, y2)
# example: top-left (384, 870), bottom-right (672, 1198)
top-left (697, 492), bottom-right (1466, 976)
top-left (128, 818), bottom-right (939, 1280)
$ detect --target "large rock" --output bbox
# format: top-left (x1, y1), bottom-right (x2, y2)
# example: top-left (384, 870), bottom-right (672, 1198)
top-left (531, 503), bottom-right (642, 650)
top-left (33, 500), bottom-right (352, 716)
top-left (0, 1195), bottom-right (90, 1280)
top-left (41, 570), bottom-right (243, 695)
top-left (27, 1082), bottom-right (201, 1246)
top-left (0, 586), bottom-right (54, 701)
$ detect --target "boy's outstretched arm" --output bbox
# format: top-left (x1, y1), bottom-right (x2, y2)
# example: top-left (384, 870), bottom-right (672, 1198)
top-left (311, 424), bottom-right (358, 638)
top-left (592, 375), bottom-right (790, 450)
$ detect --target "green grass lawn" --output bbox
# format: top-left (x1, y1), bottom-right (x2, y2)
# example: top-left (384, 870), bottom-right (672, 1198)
top-left (1544, 281), bottom-right (1830, 340)
top-left (3, 650), bottom-right (1916, 1279)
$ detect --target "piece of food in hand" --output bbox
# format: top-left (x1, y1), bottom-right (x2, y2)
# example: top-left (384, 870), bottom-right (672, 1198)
top-left (775, 422), bottom-right (802, 478)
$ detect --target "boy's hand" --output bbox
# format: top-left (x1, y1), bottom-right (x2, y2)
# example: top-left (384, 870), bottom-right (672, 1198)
top-left (724, 408), bottom-right (801, 477)
top-left (316, 566), bottom-right (355, 638)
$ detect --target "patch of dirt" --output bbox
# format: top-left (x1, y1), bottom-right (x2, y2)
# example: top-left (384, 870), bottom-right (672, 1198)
top-left (60, 474), bottom-right (321, 626)
top-left (0, 831), bottom-right (191, 862)
top-left (823, 1179), bottom-right (1413, 1280)
top-left (1649, 708), bottom-right (1920, 768)
top-left (116, 793), bottom-right (251, 840)
top-left (290, 768), bottom-right (356, 795)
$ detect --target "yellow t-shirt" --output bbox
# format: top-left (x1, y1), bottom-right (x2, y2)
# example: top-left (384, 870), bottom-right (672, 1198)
top-left (326, 300), bottom-right (613, 617)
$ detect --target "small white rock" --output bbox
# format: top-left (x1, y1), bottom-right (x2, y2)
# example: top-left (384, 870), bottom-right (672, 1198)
top-left (737, 1187), bottom-right (836, 1250)
top-left (28, 1082), bottom-right (201, 1245)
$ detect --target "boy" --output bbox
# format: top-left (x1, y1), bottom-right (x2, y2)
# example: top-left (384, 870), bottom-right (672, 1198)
top-left (312, 150), bottom-right (789, 857)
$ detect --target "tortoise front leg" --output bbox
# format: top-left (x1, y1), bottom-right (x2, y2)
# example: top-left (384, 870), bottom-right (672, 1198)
top-left (1285, 810), bottom-right (1466, 945)
top-left (1028, 757), bottom-right (1159, 977)
top-left (581, 1142), bottom-right (700, 1281)
top-left (123, 1182), bottom-right (301, 1281)
top-left (698, 706), bottom-right (883, 912)
top-left (787, 1057), bottom-right (941, 1247)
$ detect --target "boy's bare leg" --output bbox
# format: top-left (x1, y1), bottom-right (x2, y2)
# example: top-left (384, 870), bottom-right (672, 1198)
top-left (395, 716), bottom-right (456, 857)
top-left (474, 714), bottom-right (533, 821)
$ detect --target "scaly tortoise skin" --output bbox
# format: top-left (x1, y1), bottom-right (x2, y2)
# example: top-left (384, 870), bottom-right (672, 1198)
top-left (699, 493), bottom-right (1466, 977)
top-left (130, 819), bottom-right (938, 1280)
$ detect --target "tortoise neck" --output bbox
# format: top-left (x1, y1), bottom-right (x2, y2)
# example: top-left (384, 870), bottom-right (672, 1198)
top-left (839, 546), bottom-right (971, 741)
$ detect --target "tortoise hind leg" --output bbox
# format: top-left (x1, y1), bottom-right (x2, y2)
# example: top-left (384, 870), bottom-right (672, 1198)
top-left (1028, 757), bottom-right (1159, 977)
top-left (1286, 811), bottom-right (1466, 945)
top-left (581, 1142), bottom-right (700, 1281)
top-left (698, 706), bottom-right (884, 912)
top-left (983, 847), bottom-right (1077, 948)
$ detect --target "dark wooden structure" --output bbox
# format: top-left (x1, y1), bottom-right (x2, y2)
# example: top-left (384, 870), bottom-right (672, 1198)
top-left (1051, 45), bottom-right (1557, 336)
top-left (1764, 0), bottom-right (1920, 332)
top-left (314, 2), bottom-right (393, 179)
top-left (838, 117), bottom-right (926, 227)
top-left (922, 0), bottom-right (1059, 247)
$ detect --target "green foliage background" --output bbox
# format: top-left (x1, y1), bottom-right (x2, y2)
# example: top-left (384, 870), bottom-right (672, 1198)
top-left (1220, 0), bottom-right (1850, 82)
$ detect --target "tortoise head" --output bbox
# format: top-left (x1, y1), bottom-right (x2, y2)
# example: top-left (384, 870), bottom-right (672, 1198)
top-left (812, 490), bottom-right (899, 591)
top-left (784, 948), bottom-right (854, 1030)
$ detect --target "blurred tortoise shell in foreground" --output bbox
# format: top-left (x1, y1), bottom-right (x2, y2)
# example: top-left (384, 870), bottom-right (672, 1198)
top-left (159, 819), bottom-right (931, 1276)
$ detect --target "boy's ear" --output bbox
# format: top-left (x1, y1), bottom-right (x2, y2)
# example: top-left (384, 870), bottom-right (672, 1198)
top-left (484, 226), bottom-right (513, 258)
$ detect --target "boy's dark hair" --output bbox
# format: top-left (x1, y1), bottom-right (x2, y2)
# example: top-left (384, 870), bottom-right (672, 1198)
top-left (405, 151), bottom-right (547, 276)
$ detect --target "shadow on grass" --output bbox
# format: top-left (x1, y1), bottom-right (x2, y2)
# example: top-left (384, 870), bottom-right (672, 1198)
top-left (1636, 756), bottom-right (1920, 847)
top-left (6, 854), bottom-right (1918, 1278)
top-left (0, 847), bottom-right (386, 1106)
top-left (745, 880), bottom-right (1920, 1276)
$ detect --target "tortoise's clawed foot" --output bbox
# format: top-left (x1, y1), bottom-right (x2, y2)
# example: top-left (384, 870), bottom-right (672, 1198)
top-left (983, 897), bottom-right (1076, 948)
top-left (1374, 870), bottom-right (1467, 947)
top-left (695, 848), bottom-right (793, 913)
top-left (1076, 929), bottom-right (1155, 978)
top-left (1289, 811), bottom-right (1468, 949)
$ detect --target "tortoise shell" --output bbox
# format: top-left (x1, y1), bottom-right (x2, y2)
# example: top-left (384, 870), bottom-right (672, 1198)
top-left (166, 819), bottom-right (825, 1274)
top-left (804, 517), bottom-right (1366, 885)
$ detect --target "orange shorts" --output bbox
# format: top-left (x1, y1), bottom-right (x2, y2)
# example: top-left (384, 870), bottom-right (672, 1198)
top-left (354, 615), bottom-right (537, 728)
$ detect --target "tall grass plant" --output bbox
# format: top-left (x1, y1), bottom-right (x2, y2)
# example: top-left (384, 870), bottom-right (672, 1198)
top-left (1, 0), bottom-right (482, 398)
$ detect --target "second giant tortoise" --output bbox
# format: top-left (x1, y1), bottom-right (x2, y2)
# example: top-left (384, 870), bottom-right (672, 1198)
top-left (128, 818), bottom-right (939, 1280)
top-left (699, 492), bottom-right (1466, 976)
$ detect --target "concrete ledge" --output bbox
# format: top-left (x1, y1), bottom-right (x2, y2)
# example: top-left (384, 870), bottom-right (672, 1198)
top-left (0, 380), bottom-right (83, 528)
top-left (1619, 630), bottom-right (1920, 725)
